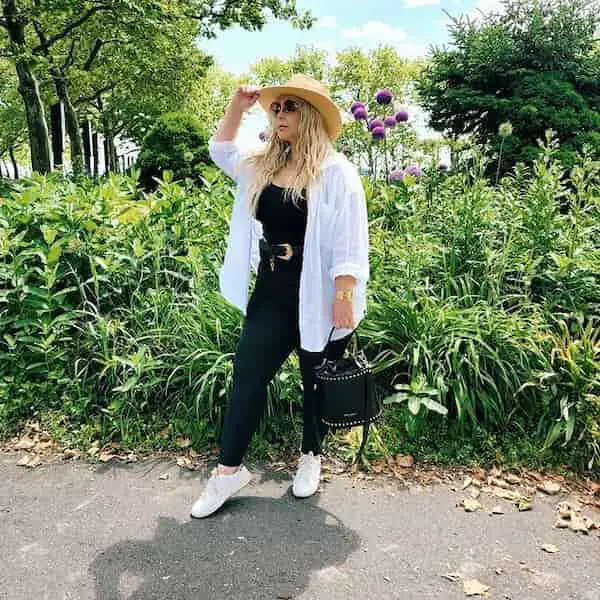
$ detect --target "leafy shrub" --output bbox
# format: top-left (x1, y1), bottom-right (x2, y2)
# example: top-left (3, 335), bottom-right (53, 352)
top-left (136, 112), bottom-right (211, 191)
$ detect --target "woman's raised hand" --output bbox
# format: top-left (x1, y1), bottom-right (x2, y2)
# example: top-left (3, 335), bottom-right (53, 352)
top-left (232, 85), bottom-right (260, 113)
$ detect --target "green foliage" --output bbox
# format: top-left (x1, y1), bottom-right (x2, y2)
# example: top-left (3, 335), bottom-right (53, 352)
top-left (136, 112), bottom-right (211, 191)
top-left (417, 0), bottom-right (600, 176)
top-left (1, 133), bottom-right (599, 473)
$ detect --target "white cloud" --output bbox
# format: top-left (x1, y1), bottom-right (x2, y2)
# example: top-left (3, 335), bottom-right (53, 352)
top-left (343, 21), bottom-right (408, 43)
top-left (340, 21), bottom-right (429, 58)
top-left (404, 0), bottom-right (440, 8)
top-left (315, 15), bottom-right (337, 29)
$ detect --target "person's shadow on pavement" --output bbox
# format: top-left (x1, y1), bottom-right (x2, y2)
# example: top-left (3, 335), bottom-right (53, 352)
top-left (89, 494), bottom-right (361, 600)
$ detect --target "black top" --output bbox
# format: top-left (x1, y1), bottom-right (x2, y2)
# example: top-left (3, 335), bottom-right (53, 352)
top-left (256, 183), bottom-right (307, 245)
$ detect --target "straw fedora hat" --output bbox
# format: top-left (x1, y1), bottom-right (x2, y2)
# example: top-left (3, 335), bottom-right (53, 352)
top-left (258, 74), bottom-right (343, 142)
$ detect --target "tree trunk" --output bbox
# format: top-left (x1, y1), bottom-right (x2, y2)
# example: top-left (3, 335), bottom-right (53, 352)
top-left (81, 119), bottom-right (92, 174)
top-left (9, 145), bottom-right (19, 179)
top-left (53, 74), bottom-right (84, 176)
top-left (4, 0), bottom-right (51, 174)
top-left (50, 102), bottom-right (64, 169)
top-left (92, 131), bottom-right (99, 177)
top-left (97, 96), bottom-right (117, 173)
top-left (14, 61), bottom-right (51, 174)
top-left (102, 124), bottom-right (118, 173)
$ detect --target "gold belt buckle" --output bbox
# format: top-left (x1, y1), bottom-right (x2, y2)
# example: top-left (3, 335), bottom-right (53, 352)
top-left (278, 243), bottom-right (293, 261)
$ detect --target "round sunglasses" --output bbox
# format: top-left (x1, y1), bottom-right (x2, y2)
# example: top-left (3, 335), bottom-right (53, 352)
top-left (270, 99), bottom-right (303, 115)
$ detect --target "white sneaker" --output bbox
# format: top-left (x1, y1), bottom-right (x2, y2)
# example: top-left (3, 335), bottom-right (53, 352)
top-left (292, 451), bottom-right (322, 498)
top-left (190, 465), bottom-right (252, 518)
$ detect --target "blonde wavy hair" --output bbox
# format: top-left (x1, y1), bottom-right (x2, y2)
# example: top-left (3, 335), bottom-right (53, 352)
top-left (244, 95), bottom-right (334, 215)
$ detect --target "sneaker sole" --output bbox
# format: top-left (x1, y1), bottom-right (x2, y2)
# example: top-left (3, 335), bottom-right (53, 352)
top-left (292, 482), bottom-right (320, 498)
top-left (190, 471), bottom-right (252, 519)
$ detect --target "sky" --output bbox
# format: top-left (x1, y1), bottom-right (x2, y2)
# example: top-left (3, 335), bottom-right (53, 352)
top-left (198, 0), bottom-right (504, 151)
top-left (200, 0), bottom-right (504, 75)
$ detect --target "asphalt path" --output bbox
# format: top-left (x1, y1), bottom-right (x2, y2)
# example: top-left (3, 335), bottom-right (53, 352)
top-left (1, 453), bottom-right (599, 600)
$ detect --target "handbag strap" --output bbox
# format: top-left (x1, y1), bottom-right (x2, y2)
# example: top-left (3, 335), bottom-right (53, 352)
top-left (326, 325), bottom-right (364, 353)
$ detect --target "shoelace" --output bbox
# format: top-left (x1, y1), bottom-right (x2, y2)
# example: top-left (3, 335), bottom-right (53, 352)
top-left (298, 453), bottom-right (319, 473)
top-left (205, 467), bottom-right (222, 496)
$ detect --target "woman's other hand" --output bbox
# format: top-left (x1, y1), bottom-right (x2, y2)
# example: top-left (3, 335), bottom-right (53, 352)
top-left (332, 298), bottom-right (354, 329)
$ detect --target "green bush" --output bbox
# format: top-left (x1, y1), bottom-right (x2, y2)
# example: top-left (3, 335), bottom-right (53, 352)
top-left (136, 111), bottom-right (211, 191)
top-left (0, 136), bottom-right (598, 473)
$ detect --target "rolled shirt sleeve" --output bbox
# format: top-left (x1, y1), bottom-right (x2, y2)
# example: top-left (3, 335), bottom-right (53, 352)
top-left (328, 165), bottom-right (370, 285)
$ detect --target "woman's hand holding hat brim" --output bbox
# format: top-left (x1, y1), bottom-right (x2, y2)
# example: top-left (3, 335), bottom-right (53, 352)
top-left (233, 85), bottom-right (261, 113)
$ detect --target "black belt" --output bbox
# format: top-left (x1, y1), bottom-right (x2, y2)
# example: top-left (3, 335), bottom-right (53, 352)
top-left (259, 238), bottom-right (304, 271)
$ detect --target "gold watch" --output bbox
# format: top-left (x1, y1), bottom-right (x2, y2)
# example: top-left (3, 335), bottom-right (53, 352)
top-left (335, 289), bottom-right (353, 301)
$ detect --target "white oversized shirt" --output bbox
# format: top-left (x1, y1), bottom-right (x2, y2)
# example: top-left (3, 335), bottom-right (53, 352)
top-left (209, 137), bottom-right (370, 352)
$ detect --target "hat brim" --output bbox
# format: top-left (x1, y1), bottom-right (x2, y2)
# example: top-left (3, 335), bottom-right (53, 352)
top-left (258, 85), bottom-right (343, 142)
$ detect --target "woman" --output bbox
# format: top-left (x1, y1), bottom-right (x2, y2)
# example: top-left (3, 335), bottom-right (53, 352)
top-left (191, 74), bottom-right (370, 519)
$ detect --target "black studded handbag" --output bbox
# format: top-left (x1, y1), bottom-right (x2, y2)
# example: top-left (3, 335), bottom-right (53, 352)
top-left (313, 325), bottom-right (382, 464)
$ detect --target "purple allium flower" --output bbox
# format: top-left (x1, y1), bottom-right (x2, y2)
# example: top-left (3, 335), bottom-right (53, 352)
top-left (395, 110), bottom-right (409, 123)
top-left (368, 118), bottom-right (384, 131)
top-left (376, 88), bottom-right (393, 105)
top-left (389, 169), bottom-right (405, 183)
top-left (350, 101), bottom-right (365, 114)
top-left (353, 107), bottom-right (368, 120)
top-left (384, 116), bottom-right (397, 128)
top-left (371, 126), bottom-right (386, 140)
top-left (405, 164), bottom-right (422, 178)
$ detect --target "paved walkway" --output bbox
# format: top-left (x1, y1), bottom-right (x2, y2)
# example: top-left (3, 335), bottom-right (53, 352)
top-left (1, 453), bottom-right (599, 599)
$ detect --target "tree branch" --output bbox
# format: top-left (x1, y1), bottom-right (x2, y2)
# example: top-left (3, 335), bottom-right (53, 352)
top-left (82, 38), bottom-right (103, 71)
top-left (32, 5), bottom-right (108, 54)
top-left (75, 82), bottom-right (114, 106)
top-left (61, 36), bottom-right (77, 71)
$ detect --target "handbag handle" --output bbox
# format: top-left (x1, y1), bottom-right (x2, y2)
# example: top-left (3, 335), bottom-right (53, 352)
top-left (326, 325), bottom-right (364, 353)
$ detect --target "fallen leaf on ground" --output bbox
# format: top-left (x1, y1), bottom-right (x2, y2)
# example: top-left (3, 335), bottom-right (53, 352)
top-left (541, 543), bottom-right (559, 553)
top-left (569, 514), bottom-right (591, 534)
top-left (15, 438), bottom-right (36, 450)
top-left (490, 505), bottom-right (504, 515)
top-left (461, 498), bottom-right (482, 512)
top-left (16, 454), bottom-right (41, 468)
top-left (492, 487), bottom-right (523, 502)
top-left (463, 578), bottom-right (489, 596)
top-left (488, 477), bottom-right (510, 489)
top-left (159, 473), bottom-right (169, 480)
top-left (395, 454), bottom-right (414, 468)
top-left (62, 449), bottom-right (80, 459)
top-left (462, 476), bottom-right (473, 490)
top-left (557, 500), bottom-right (582, 514)
top-left (518, 500), bottom-right (533, 511)
top-left (537, 480), bottom-right (561, 495)
top-left (470, 487), bottom-right (481, 499)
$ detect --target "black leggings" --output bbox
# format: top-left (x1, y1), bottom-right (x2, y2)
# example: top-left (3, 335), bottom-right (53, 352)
top-left (219, 255), bottom-right (354, 466)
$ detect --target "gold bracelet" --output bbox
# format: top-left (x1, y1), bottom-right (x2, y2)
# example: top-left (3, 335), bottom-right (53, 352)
top-left (335, 289), bottom-right (353, 301)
